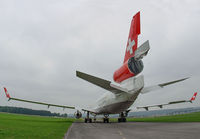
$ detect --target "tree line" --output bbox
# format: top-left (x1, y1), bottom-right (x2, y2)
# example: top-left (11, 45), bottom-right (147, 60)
top-left (0, 106), bottom-right (68, 117)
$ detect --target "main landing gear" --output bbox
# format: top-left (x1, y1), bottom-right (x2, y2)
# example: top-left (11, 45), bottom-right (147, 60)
top-left (103, 114), bottom-right (109, 123)
top-left (118, 110), bottom-right (130, 122)
top-left (84, 111), bottom-right (92, 123)
top-left (85, 112), bottom-right (109, 123)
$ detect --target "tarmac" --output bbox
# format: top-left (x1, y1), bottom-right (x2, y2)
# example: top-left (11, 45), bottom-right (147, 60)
top-left (65, 122), bottom-right (200, 139)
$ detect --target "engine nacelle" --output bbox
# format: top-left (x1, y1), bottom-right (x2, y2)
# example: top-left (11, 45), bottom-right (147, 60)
top-left (74, 110), bottom-right (82, 119)
top-left (113, 57), bottom-right (143, 83)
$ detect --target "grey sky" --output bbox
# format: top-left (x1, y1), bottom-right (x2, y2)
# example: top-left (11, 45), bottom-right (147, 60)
top-left (0, 0), bottom-right (199, 114)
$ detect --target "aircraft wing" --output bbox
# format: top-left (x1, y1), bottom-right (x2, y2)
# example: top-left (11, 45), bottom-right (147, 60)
top-left (76, 71), bottom-right (128, 94)
top-left (137, 92), bottom-right (197, 111)
top-left (3, 87), bottom-right (75, 110)
top-left (141, 77), bottom-right (189, 94)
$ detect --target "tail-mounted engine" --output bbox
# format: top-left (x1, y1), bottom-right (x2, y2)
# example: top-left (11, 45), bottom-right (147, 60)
top-left (113, 57), bottom-right (143, 83)
top-left (74, 110), bottom-right (82, 119)
top-left (113, 40), bottom-right (149, 83)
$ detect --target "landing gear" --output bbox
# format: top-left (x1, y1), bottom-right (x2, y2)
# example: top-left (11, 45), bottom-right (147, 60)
top-left (85, 118), bottom-right (92, 123)
top-left (84, 111), bottom-right (92, 123)
top-left (103, 114), bottom-right (109, 123)
top-left (103, 118), bottom-right (109, 123)
top-left (93, 115), bottom-right (96, 123)
top-left (118, 110), bottom-right (129, 123)
top-left (118, 117), bottom-right (126, 122)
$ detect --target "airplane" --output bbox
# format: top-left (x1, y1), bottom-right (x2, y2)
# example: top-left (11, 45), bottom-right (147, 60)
top-left (3, 11), bottom-right (198, 123)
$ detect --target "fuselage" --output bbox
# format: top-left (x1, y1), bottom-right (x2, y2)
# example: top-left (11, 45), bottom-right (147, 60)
top-left (93, 75), bottom-right (144, 114)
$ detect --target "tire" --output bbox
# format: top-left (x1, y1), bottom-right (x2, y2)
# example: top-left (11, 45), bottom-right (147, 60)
top-left (107, 119), bottom-right (109, 123)
top-left (85, 118), bottom-right (88, 123)
top-left (122, 118), bottom-right (126, 122)
top-left (89, 119), bottom-right (92, 123)
top-left (118, 118), bottom-right (121, 123)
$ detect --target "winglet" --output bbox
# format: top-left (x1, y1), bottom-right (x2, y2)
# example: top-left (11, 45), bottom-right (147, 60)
top-left (4, 87), bottom-right (11, 99)
top-left (190, 92), bottom-right (197, 102)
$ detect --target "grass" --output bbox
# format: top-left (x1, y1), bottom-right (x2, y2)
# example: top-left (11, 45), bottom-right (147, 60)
top-left (0, 112), bottom-right (200, 138)
top-left (108, 112), bottom-right (200, 122)
top-left (0, 112), bottom-right (75, 139)
top-left (126, 112), bottom-right (200, 122)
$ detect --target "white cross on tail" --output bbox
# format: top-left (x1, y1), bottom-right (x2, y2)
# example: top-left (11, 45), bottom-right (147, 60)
top-left (127, 38), bottom-right (135, 54)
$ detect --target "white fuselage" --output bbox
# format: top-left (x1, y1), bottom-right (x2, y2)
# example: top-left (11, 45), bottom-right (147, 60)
top-left (93, 75), bottom-right (144, 114)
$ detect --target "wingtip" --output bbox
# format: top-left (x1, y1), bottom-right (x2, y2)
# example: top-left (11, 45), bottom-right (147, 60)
top-left (190, 92), bottom-right (198, 101)
top-left (3, 87), bottom-right (11, 98)
top-left (3, 87), bottom-right (7, 92)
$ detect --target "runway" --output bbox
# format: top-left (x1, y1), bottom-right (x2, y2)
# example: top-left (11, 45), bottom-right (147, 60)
top-left (65, 122), bottom-right (200, 139)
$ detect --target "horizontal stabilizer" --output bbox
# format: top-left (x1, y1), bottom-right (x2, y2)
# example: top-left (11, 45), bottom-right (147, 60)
top-left (76, 71), bottom-right (128, 94)
top-left (134, 40), bottom-right (150, 60)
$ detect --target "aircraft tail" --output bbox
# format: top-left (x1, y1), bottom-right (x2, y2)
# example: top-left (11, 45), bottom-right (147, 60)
top-left (123, 11), bottom-right (140, 63)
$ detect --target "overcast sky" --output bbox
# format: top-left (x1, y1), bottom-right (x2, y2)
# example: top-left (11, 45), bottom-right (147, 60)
top-left (0, 0), bottom-right (199, 114)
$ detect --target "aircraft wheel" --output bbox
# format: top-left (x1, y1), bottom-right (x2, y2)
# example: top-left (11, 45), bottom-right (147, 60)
top-left (105, 118), bottom-right (109, 123)
top-left (89, 118), bottom-right (92, 123)
top-left (85, 118), bottom-right (88, 123)
top-left (122, 118), bottom-right (126, 122)
top-left (103, 118), bottom-right (109, 123)
top-left (118, 118), bottom-right (121, 123)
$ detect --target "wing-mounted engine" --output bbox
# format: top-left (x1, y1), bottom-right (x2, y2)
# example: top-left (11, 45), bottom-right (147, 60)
top-left (74, 110), bottom-right (82, 119)
top-left (113, 40), bottom-right (150, 83)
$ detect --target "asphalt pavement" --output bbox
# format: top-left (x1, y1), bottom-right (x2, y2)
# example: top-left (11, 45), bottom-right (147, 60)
top-left (65, 122), bottom-right (200, 139)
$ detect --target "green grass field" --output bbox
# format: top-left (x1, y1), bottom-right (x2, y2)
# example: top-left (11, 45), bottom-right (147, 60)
top-left (107, 112), bottom-right (200, 122)
top-left (0, 112), bottom-right (200, 139)
top-left (0, 112), bottom-right (75, 139)
top-left (126, 112), bottom-right (200, 122)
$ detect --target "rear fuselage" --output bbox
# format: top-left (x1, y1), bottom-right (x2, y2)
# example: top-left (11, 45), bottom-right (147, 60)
top-left (94, 75), bottom-right (144, 114)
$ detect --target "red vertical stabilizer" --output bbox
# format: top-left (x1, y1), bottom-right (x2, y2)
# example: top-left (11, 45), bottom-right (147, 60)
top-left (123, 12), bottom-right (140, 63)
top-left (113, 12), bottom-right (141, 83)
